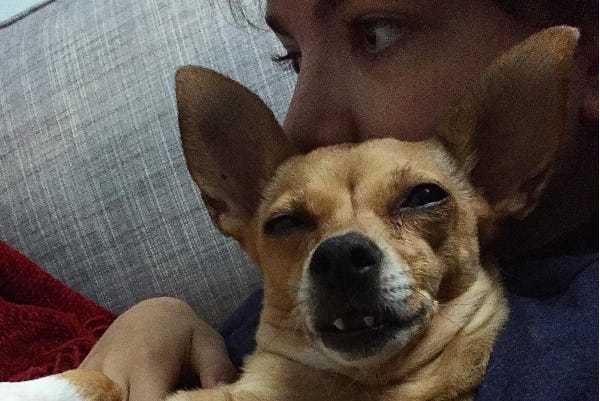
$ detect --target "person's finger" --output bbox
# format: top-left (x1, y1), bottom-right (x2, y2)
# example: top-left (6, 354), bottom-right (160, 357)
top-left (190, 328), bottom-right (237, 388)
top-left (127, 363), bottom-right (178, 401)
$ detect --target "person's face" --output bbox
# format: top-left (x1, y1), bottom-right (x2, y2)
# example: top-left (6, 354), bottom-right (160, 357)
top-left (266, 0), bottom-right (541, 152)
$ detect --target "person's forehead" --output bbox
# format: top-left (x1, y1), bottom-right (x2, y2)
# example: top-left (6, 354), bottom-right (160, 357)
top-left (266, 0), bottom-right (441, 26)
top-left (266, 0), bottom-right (342, 13)
top-left (266, 0), bottom-right (431, 8)
top-left (265, 0), bottom-right (343, 27)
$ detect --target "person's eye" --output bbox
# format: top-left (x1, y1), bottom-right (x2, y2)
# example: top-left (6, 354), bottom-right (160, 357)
top-left (355, 17), bottom-right (406, 54)
top-left (272, 51), bottom-right (301, 74)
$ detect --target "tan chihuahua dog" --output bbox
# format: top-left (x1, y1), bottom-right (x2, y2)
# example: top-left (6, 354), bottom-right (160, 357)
top-left (0, 26), bottom-right (577, 401)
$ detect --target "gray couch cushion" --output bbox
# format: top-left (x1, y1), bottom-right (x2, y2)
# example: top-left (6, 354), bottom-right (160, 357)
top-left (0, 0), bottom-right (295, 327)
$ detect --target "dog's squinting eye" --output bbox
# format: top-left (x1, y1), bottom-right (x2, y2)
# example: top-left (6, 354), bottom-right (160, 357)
top-left (398, 183), bottom-right (449, 211)
top-left (263, 213), bottom-right (312, 236)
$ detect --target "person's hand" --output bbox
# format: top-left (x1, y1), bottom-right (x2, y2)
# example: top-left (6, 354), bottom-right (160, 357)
top-left (79, 297), bottom-right (237, 401)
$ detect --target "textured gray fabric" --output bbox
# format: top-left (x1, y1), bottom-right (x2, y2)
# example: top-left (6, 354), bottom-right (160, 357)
top-left (0, 0), bottom-right (295, 327)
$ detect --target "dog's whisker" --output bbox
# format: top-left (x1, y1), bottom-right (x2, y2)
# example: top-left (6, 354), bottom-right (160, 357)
top-left (411, 272), bottom-right (440, 281)
top-left (433, 311), bottom-right (461, 329)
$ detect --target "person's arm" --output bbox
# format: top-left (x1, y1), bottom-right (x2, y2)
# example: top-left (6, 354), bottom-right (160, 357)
top-left (79, 297), bottom-right (237, 401)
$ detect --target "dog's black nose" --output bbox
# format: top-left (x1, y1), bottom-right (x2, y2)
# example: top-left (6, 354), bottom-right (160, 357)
top-left (310, 233), bottom-right (382, 288)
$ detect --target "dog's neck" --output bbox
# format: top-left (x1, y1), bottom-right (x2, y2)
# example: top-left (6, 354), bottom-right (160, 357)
top-left (256, 266), bottom-right (506, 398)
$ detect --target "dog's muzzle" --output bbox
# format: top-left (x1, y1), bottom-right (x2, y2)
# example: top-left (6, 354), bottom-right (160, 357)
top-left (303, 232), bottom-right (420, 359)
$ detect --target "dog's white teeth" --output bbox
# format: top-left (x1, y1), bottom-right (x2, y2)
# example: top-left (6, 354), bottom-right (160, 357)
top-left (363, 316), bottom-right (375, 327)
top-left (333, 318), bottom-right (345, 331)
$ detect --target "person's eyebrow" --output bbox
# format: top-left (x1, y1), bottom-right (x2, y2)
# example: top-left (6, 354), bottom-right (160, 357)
top-left (314, 0), bottom-right (345, 19)
top-left (265, 0), bottom-right (345, 36)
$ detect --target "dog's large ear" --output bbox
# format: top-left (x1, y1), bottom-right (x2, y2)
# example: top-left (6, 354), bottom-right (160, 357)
top-left (176, 66), bottom-right (296, 239)
top-left (438, 26), bottom-right (580, 220)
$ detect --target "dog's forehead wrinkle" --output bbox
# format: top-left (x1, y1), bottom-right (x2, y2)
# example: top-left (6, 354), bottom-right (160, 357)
top-left (270, 139), bottom-right (435, 203)
top-left (269, 189), bottom-right (305, 212)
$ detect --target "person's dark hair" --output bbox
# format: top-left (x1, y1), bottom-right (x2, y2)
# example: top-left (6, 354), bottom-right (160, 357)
top-left (495, 0), bottom-right (597, 32)
top-left (226, 0), bottom-right (266, 28)
top-left (228, 0), bottom-right (597, 33)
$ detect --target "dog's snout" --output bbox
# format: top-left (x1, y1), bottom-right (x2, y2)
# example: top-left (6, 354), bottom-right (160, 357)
top-left (310, 233), bottom-right (382, 287)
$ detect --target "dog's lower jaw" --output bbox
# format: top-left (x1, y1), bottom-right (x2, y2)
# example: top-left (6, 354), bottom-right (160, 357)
top-left (313, 301), bottom-right (435, 369)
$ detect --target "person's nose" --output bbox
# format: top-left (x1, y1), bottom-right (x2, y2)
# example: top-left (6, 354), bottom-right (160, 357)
top-left (283, 62), bottom-right (360, 153)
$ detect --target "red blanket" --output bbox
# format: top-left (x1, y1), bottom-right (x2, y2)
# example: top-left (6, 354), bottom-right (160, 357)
top-left (0, 240), bottom-right (116, 381)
